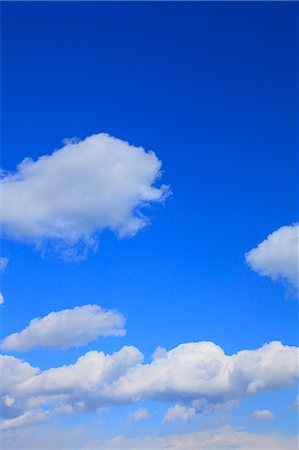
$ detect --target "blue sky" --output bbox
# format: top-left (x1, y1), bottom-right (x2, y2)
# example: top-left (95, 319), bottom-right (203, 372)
top-left (0, 2), bottom-right (298, 449)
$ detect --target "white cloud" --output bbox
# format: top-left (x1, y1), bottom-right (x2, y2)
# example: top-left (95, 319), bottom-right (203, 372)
top-left (251, 409), bottom-right (275, 420)
top-left (83, 427), bottom-right (298, 450)
top-left (1, 424), bottom-right (298, 450)
top-left (246, 224), bottom-right (299, 289)
top-left (128, 407), bottom-right (150, 423)
top-left (164, 404), bottom-right (196, 422)
top-left (0, 354), bottom-right (39, 420)
top-left (1, 409), bottom-right (50, 431)
top-left (0, 257), bottom-right (9, 271)
top-left (113, 340), bottom-right (298, 403)
top-left (0, 340), bottom-right (297, 424)
top-left (3, 396), bottom-right (15, 408)
top-left (0, 133), bottom-right (169, 257)
top-left (0, 292), bottom-right (4, 305)
top-left (1, 305), bottom-right (125, 351)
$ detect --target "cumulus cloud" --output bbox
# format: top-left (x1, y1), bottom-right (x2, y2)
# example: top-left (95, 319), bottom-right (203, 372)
top-left (246, 224), bottom-right (299, 290)
top-left (251, 409), bottom-right (275, 420)
top-left (0, 354), bottom-right (39, 420)
top-left (128, 407), bottom-right (150, 423)
top-left (0, 340), bottom-right (297, 425)
top-left (0, 257), bottom-right (9, 271)
top-left (0, 133), bottom-right (169, 257)
top-left (1, 305), bottom-right (125, 351)
top-left (164, 405), bottom-right (196, 422)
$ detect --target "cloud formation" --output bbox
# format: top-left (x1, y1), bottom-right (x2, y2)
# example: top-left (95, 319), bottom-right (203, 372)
top-left (1, 409), bottom-right (50, 431)
top-left (82, 426), bottom-right (298, 450)
top-left (0, 292), bottom-right (4, 306)
top-left (1, 305), bottom-right (125, 351)
top-left (0, 134), bottom-right (169, 257)
top-left (128, 408), bottom-right (150, 423)
top-left (164, 405), bottom-right (196, 422)
top-left (246, 224), bottom-right (299, 290)
top-left (251, 409), bottom-right (275, 420)
top-left (0, 340), bottom-right (297, 425)
top-left (1, 424), bottom-right (298, 450)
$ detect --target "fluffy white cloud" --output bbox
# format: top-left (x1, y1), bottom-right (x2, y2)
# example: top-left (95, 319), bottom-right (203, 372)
top-left (0, 354), bottom-right (39, 420)
top-left (1, 305), bottom-right (125, 351)
top-left (246, 224), bottom-right (299, 289)
top-left (251, 409), bottom-right (275, 420)
top-left (113, 341), bottom-right (298, 403)
top-left (164, 404), bottom-right (196, 422)
top-left (0, 257), bottom-right (9, 271)
top-left (0, 134), bottom-right (169, 257)
top-left (128, 407), bottom-right (150, 423)
top-left (0, 292), bottom-right (4, 306)
top-left (0, 340), bottom-right (297, 424)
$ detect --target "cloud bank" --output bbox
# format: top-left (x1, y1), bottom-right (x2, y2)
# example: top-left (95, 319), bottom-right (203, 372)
top-left (0, 340), bottom-right (297, 427)
top-left (2, 424), bottom-right (297, 450)
top-left (0, 134), bottom-right (169, 257)
top-left (81, 426), bottom-right (298, 450)
top-left (1, 305), bottom-right (125, 351)
top-left (246, 224), bottom-right (299, 290)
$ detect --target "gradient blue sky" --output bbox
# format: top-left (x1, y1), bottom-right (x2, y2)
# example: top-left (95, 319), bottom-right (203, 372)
top-left (1, 1), bottom-right (298, 447)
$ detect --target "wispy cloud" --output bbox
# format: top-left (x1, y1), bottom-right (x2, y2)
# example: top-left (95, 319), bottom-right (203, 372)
top-left (128, 407), bottom-right (150, 423)
top-left (4, 424), bottom-right (295, 450)
top-left (251, 409), bottom-right (275, 420)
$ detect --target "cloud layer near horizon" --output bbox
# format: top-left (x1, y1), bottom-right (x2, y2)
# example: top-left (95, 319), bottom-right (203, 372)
top-left (1, 305), bottom-right (125, 351)
top-left (246, 224), bottom-right (299, 290)
top-left (1, 423), bottom-right (298, 450)
top-left (0, 340), bottom-right (297, 429)
top-left (0, 134), bottom-right (169, 257)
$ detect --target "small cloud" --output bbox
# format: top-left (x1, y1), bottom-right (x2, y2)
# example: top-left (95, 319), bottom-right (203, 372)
top-left (164, 405), bottom-right (196, 423)
top-left (0, 257), bottom-right (8, 271)
top-left (0, 292), bottom-right (4, 305)
top-left (128, 408), bottom-right (150, 423)
top-left (3, 395), bottom-right (15, 407)
top-left (252, 409), bottom-right (275, 420)
top-left (245, 224), bottom-right (299, 291)
top-left (1, 304), bottom-right (126, 351)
